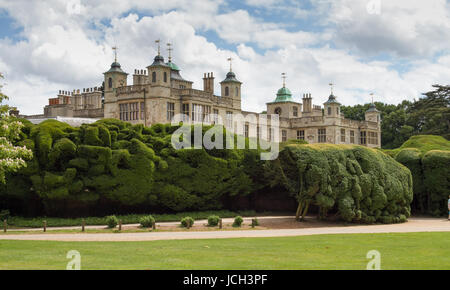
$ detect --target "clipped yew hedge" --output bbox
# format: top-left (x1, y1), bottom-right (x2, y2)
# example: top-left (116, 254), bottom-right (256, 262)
top-left (0, 118), bottom-right (417, 224)
top-left (390, 136), bottom-right (450, 216)
top-left (265, 144), bottom-right (413, 224)
top-left (0, 119), bottom-right (261, 216)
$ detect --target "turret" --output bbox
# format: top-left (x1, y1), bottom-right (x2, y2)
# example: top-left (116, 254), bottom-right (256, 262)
top-left (365, 101), bottom-right (381, 124)
top-left (103, 47), bottom-right (128, 119)
top-left (220, 58), bottom-right (242, 110)
top-left (323, 83), bottom-right (341, 118)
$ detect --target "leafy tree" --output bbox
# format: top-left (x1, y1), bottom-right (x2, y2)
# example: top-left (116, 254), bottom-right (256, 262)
top-left (341, 84), bottom-right (450, 148)
top-left (0, 73), bottom-right (33, 183)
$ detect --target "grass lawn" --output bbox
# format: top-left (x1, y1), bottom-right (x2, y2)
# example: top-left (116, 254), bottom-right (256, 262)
top-left (0, 232), bottom-right (449, 270)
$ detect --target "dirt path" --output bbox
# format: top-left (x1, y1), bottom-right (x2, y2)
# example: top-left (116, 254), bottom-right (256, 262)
top-left (0, 217), bottom-right (448, 242)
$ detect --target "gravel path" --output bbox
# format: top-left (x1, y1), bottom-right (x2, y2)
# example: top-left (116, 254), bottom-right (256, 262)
top-left (0, 217), bottom-right (448, 242)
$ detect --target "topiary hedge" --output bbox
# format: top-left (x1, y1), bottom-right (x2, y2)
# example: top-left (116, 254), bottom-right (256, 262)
top-left (0, 119), bottom-right (261, 216)
top-left (422, 150), bottom-right (450, 216)
top-left (0, 118), bottom-right (418, 224)
top-left (265, 144), bottom-right (413, 224)
top-left (390, 135), bottom-right (450, 216)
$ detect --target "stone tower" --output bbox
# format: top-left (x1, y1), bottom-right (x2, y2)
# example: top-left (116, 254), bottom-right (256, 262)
top-left (220, 60), bottom-right (242, 110)
top-left (103, 60), bottom-right (128, 119)
top-left (323, 85), bottom-right (341, 118)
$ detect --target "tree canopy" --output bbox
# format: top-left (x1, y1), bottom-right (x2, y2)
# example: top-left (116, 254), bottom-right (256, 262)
top-left (0, 73), bottom-right (33, 183)
top-left (341, 85), bottom-right (450, 149)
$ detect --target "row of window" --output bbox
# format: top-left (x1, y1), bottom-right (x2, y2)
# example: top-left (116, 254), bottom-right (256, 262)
top-left (294, 129), bottom-right (378, 145)
top-left (119, 102), bottom-right (145, 121)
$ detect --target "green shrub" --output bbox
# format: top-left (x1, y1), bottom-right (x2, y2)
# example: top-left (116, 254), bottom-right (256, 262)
top-left (422, 150), bottom-right (450, 216)
top-left (139, 215), bottom-right (156, 228)
top-left (233, 216), bottom-right (244, 227)
top-left (106, 215), bottom-right (118, 228)
top-left (392, 136), bottom-right (450, 216)
top-left (207, 215), bottom-right (220, 227)
top-left (266, 144), bottom-right (413, 224)
top-left (181, 217), bottom-right (194, 228)
top-left (251, 218), bottom-right (259, 227)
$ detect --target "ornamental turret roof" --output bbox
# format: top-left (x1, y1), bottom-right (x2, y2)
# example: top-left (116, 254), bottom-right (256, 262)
top-left (104, 62), bottom-right (128, 75)
top-left (221, 71), bottom-right (242, 84)
top-left (324, 94), bottom-right (341, 105)
top-left (273, 86), bottom-right (294, 103)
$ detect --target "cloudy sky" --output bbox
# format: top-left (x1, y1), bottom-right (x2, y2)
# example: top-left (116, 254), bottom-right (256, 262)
top-left (0, 0), bottom-right (449, 115)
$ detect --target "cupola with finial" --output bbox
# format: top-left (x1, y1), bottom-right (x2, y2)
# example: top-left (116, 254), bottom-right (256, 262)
top-left (324, 82), bottom-right (341, 118)
top-left (147, 39), bottom-right (171, 87)
top-left (365, 93), bottom-right (381, 124)
top-left (221, 57), bottom-right (242, 109)
top-left (104, 46), bottom-right (128, 93)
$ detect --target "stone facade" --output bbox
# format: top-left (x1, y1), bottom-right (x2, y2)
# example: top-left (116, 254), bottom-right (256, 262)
top-left (37, 51), bottom-right (381, 148)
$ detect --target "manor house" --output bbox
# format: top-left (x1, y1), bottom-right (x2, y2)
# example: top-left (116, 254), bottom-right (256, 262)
top-left (36, 45), bottom-right (381, 148)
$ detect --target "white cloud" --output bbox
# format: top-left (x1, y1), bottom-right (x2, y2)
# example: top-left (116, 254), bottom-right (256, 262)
top-left (0, 0), bottom-right (449, 116)
top-left (319, 0), bottom-right (450, 57)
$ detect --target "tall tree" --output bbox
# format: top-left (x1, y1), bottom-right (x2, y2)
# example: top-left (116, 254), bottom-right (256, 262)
top-left (341, 85), bottom-right (450, 148)
top-left (0, 73), bottom-right (33, 183)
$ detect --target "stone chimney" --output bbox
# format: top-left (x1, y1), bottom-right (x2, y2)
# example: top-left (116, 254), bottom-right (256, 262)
top-left (303, 93), bottom-right (312, 113)
top-left (203, 72), bottom-right (215, 94)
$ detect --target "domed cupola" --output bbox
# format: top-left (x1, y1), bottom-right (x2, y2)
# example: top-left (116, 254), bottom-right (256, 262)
top-left (324, 93), bottom-right (341, 105)
top-left (166, 43), bottom-right (187, 81)
top-left (105, 62), bottom-right (127, 75)
top-left (366, 102), bottom-right (379, 113)
top-left (273, 73), bottom-right (293, 102)
top-left (150, 54), bottom-right (169, 68)
top-left (222, 71), bottom-right (241, 84)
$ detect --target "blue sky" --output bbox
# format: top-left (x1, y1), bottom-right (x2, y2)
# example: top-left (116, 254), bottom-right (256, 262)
top-left (0, 0), bottom-right (449, 115)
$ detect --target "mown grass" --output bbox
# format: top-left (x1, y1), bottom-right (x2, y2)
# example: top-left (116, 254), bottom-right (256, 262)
top-left (0, 232), bottom-right (449, 270)
top-left (4, 210), bottom-right (276, 228)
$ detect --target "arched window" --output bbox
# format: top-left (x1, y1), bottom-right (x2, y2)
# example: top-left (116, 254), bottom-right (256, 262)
top-left (152, 72), bottom-right (156, 83)
top-left (235, 87), bottom-right (239, 96)
top-left (328, 107), bottom-right (331, 115)
top-left (336, 107), bottom-right (339, 115)
top-left (108, 77), bottom-right (113, 88)
top-left (225, 86), bottom-right (229, 96)
top-left (164, 72), bottom-right (167, 83)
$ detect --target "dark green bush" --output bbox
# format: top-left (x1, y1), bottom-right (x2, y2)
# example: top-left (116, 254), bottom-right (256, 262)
top-left (393, 136), bottom-right (450, 216)
top-left (251, 218), bottom-right (259, 227)
top-left (207, 215), bottom-right (220, 227)
top-left (233, 216), bottom-right (244, 227)
top-left (266, 144), bottom-right (413, 224)
top-left (139, 215), bottom-right (156, 228)
top-left (106, 215), bottom-right (118, 228)
top-left (422, 150), bottom-right (450, 216)
top-left (181, 217), bottom-right (194, 228)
